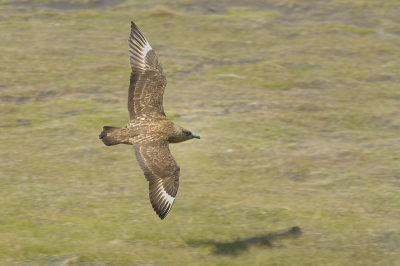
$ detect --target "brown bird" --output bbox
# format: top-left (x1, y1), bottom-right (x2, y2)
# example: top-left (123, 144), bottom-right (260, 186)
top-left (99, 22), bottom-right (200, 220)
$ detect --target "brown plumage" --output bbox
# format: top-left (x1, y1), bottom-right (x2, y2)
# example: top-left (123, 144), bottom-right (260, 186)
top-left (99, 22), bottom-right (200, 220)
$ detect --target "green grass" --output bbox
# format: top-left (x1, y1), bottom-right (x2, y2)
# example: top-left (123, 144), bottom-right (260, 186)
top-left (1, 0), bottom-right (400, 265)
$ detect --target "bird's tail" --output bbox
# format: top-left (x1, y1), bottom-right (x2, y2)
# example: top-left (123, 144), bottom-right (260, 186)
top-left (99, 126), bottom-right (122, 146)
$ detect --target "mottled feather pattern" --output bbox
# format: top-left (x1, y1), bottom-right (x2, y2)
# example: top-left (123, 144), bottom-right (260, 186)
top-left (99, 22), bottom-right (200, 220)
top-left (132, 71), bottom-right (166, 116)
top-left (134, 141), bottom-right (180, 219)
top-left (128, 22), bottom-right (166, 119)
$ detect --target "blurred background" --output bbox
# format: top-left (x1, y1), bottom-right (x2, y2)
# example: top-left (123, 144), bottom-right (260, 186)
top-left (1, 0), bottom-right (400, 265)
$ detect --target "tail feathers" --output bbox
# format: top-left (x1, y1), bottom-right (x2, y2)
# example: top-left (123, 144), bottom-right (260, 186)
top-left (99, 126), bottom-right (122, 146)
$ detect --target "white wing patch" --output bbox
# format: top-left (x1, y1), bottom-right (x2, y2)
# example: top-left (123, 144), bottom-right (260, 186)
top-left (129, 23), bottom-right (154, 70)
top-left (142, 42), bottom-right (153, 58)
top-left (154, 179), bottom-right (175, 206)
top-left (137, 41), bottom-right (152, 68)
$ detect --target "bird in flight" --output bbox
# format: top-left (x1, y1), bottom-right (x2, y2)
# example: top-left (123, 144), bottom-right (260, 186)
top-left (99, 22), bottom-right (200, 220)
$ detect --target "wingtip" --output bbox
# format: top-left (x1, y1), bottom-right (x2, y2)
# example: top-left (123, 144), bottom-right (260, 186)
top-left (158, 211), bottom-right (169, 220)
top-left (154, 203), bottom-right (172, 220)
top-left (155, 208), bottom-right (167, 220)
top-left (131, 21), bottom-right (137, 31)
top-left (152, 200), bottom-right (173, 220)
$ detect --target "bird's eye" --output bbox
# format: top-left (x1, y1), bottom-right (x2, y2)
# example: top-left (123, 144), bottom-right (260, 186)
top-left (185, 131), bottom-right (191, 136)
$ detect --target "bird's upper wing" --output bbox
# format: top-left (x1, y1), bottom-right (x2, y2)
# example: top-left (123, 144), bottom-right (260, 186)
top-left (128, 22), bottom-right (167, 119)
top-left (133, 139), bottom-right (180, 220)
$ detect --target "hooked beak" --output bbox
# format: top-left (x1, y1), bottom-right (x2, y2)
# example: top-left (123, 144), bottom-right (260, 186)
top-left (192, 134), bottom-right (201, 139)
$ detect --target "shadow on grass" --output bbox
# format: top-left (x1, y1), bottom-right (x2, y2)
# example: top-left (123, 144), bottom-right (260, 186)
top-left (187, 226), bottom-right (302, 256)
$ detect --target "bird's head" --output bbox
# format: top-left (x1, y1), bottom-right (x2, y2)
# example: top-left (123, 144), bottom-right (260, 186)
top-left (182, 129), bottom-right (201, 140)
top-left (170, 125), bottom-right (200, 143)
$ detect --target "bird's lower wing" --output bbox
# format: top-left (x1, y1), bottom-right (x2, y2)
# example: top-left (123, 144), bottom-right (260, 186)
top-left (133, 139), bottom-right (180, 220)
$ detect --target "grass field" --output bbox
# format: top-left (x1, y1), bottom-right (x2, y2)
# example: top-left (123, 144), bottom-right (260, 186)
top-left (1, 0), bottom-right (400, 265)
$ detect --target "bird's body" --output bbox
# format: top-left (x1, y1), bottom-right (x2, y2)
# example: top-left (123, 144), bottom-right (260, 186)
top-left (99, 22), bottom-right (200, 220)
